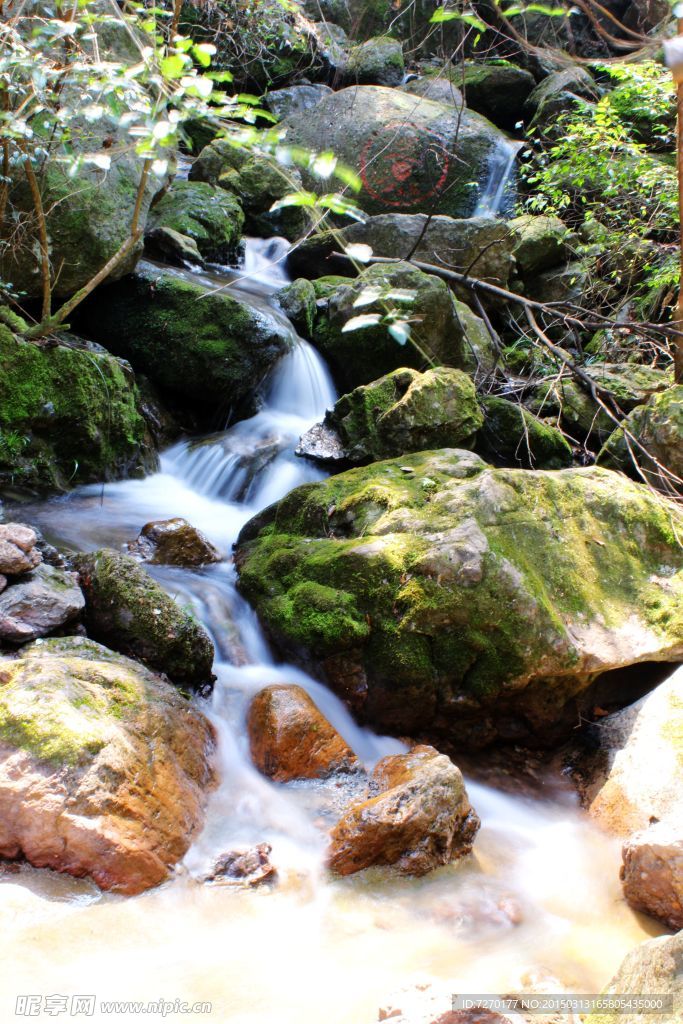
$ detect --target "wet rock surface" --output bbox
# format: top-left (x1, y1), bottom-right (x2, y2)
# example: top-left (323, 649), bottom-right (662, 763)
top-left (248, 683), bottom-right (358, 782)
top-left (130, 518), bottom-right (222, 567)
top-left (202, 842), bottom-right (277, 887)
top-left (74, 549), bottom-right (214, 689)
top-left (0, 637), bottom-right (217, 895)
top-left (328, 745), bottom-right (479, 876)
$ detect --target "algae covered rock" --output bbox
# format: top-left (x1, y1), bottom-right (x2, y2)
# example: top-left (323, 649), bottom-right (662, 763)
top-left (328, 744), bottom-right (479, 876)
top-left (0, 636), bottom-right (216, 895)
top-left (478, 396), bottom-right (572, 470)
top-left (247, 684), bottom-right (358, 782)
top-left (74, 549), bottom-right (214, 689)
top-left (311, 262), bottom-right (470, 391)
top-left (599, 386), bottom-right (683, 493)
top-left (145, 181), bottom-right (244, 263)
top-left (317, 366), bottom-right (483, 463)
top-left (344, 35), bottom-right (405, 86)
top-left (509, 214), bottom-right (572, 279)
top-left (75, 262), bottom-right (291, 425)
top-left (236, 452), bottom-right (683, 747)
top-left (0, 330), bottom-right (155, 492)
top-left (282, 86), bottom-right (505, 218)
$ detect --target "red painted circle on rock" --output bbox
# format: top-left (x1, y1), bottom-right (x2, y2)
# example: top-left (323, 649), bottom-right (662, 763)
top-left (360, 122), bottom-right (450, 208)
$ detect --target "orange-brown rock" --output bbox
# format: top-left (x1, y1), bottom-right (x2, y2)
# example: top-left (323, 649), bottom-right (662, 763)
top-left (328, 744), bottom-right (479, 877)
top-left (247, 684), bottom-right (358, 782)
top-left (620, 822), bottom-right (683, 931)
top-left (0, 636), bottom-right (217, 895)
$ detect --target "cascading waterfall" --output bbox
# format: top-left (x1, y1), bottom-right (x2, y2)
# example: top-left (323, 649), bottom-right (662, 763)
top-left (0, 239), bottom-right (659, 1024)
top-left (474, 138), bottom-right (525, 218)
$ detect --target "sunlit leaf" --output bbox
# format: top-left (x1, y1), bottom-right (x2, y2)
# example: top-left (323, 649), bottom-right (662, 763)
top-left (344, 243), bottom-right (374, 263)
top-left (342, 313), bottom-right (382, 332)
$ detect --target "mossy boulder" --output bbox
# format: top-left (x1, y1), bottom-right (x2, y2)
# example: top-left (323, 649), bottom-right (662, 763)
top-left (310, 262), bottom-right (471, 392)
top-left (477, 396), bottom-right (572, 470)
top-left (282, 86), bottom-right (505, 218)
top-left (323, 366), bottom-right (483, 462)
top-left (74, 549), bottom-right (214, 689)
top-left (276, 279), bottom-right (317, 336)
top-left (509, 214), bottom-right (572, 280)
top-left (145, 181), bottom-right (244, 263)
top-left (189, 138), bottom-right (309, 240)
top-left (461, 62), bottom-right (535, 130)
top-left (0, 636), bottom-right (216, 894)
top-left (236, 452), bottom-right (683, 747)
top-left (0, 326), bottom-right (155, 492)
top-left (599, 386), bottom-right (683, 493)
top-left (530, 363), bottom-right (673, 444)
top-left (75, 262), bottom-right (292, 426)
top-left (344, 36), bottom-right (405, 86)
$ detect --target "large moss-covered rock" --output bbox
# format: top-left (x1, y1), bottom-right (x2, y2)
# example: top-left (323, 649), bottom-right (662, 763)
top-left (478, 396), bottom-right (572, 470)
top-left (236, 452), bottom-right (683, 747)
top-left (145, 181), bottom-right (244, 263)
top-left (311, 263), bottom-right (472, 392)
top-left (509, 214), bottom-right (572, 279)
top-left (344, 35), bottom-right (404, 86)
top-left (74, 549), bottom-right (214, 689)
top-left (0, 326), bottom-right (155, 492)
top-left (461, 62), bottom-right (535, 130)
top-left (321, 366), bottom-right (483, 462)
top-left (283, 86), bottom-right (505, 218)
top-left (599, 386), bottom-right (683, 493)
top-left (0, 636), bottom-right (216, 895)
top-left (190, 138), bottom-right (309, 240)
top-left (75, 262), bottom-right (292, 425)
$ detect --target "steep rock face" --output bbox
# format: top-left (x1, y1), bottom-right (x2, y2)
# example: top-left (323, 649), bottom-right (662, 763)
top-left (328, 744), bottom-right (479, 875)
top-left (75, 262), bottom-right (292, 426)
top-left (282, 86), bottom-right (504, 218)
top-left (236, 451), bottom-right (683, 747)
top-left (0, 329), bottom-right (155, 492)
top-left (0, 637), bottom-right (216, 895)
top-left (74, 549), bottom-right (214, 690)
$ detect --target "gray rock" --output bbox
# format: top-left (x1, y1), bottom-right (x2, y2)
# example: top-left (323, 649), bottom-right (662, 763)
top-left (282, 86), bottom-right (506, 218)
top-left (401, 75), bottom-right (464, 108)
top-left (296, 422), bottom-right (347, 464)
top-left (344, 35), bottom-right (405, 87)
top-left (461, 62), bottom-right (536, 130)
top-left (0, 563), bottom-right (84, 643)
top-left (265, 84), bottom-right (334, 121)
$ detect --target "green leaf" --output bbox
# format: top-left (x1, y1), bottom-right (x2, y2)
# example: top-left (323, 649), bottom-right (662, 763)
top-left (160, 54), bottom-right (187, 79)
top-left (191, 42), bottom-right (216, 67)
top-left (388, 321), bottom-right (411, 345)
top-left (342, 313), bottom-right (382, 333)
top-left (270, 191), bottom-right (318, 210)
top-left (352, 286), bottom-right (382, 308)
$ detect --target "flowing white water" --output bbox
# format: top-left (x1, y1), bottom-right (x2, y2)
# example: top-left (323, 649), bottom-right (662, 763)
top-left (0, 241), bottom-right (662, 1023)
top-left (474, 138), bottom-right (524, 218)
